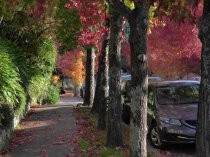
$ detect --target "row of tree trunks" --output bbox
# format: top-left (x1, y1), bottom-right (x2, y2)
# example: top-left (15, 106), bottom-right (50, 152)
top-left (87, 0), bottom-right (210, 157)
top-left (106, 8), bottom-right (123, 147)
top-left (196, 0), bottom-right (210, 156)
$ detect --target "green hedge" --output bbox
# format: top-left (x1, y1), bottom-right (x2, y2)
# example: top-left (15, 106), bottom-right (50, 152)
top-left (0, 38), bottom-right (26, 128)
top-left (28, 75), bottom-right (49, 105)
top-left (27, 39), bottom-right (57, 105)
top-left (0, 38), bottom-right (25, 105)
top-left (43, 85), bottom-right (60, 105)
top-left (0, 37), bottom-right (58, 128)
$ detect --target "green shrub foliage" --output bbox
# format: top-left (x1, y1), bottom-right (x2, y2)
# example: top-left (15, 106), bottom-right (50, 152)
top-left (28, 75), bottom-right (49, 105)
top-left (0, 38), bottom-right (26, 120)
top-left (55, 0), bottom-right (81, 53)
top-left (0, 38), bottom-right (24, 104)
top-left (27, 39), bottom-right (57, 105)
top-left (43, 85), bottom-right (60, 105)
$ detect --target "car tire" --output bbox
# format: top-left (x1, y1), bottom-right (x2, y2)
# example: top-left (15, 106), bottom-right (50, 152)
top-left (148, 122), bottom-right (164, 149)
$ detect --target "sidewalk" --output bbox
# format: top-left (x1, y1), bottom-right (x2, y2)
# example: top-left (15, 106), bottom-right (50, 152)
top-left (1, 92), bottom-right (83, 157)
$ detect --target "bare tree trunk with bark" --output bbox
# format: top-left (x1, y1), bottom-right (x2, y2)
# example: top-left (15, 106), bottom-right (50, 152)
top-left (106, 6), bottom-right (123, 147)
top-left (97, 30), bottom-right (109, 130)
top-left (83, 47), bottom-right (95, 106)
top-left (91, 71), bottom-right (101, 114)
top-left (91, 28), bottom-right (109, 115)
top-left (128, 3), bottom-right (148, 156)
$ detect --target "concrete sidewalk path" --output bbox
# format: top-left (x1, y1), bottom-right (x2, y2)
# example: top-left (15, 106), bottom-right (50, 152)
top-left (1, 93), bottom-right (83, 157)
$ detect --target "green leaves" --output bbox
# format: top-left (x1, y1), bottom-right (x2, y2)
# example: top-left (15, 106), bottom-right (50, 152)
top-left (42, 84), bottom-right (60, 104)
top-left (124, 0), bottom-right (135, 10)
top-left (0, 38), bottom-right (26, 119)
top-left (55, 0), bottom-right (81, 53)
top-left (0, 0), bottom-right (36, 21)
top-left (0, 38), bottom-right (23, 104)
top-left (28, 75), bottom-right (49, 104)
top-left (27, 39), bottom-right (57, 105)
top-left (34, 39), bottom-right (57, 75)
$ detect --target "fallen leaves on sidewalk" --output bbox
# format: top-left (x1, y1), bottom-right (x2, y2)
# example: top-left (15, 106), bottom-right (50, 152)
top-left (71, 107), bottom-right (129, 157)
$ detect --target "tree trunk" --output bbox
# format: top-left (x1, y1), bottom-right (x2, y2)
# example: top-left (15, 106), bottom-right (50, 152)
top-left (128, 3), bottom-right (148, 157)
top-left (97, 31), bottom-right (109, 130)
top-left (196, 0), bottom-right (210, 155)
top-left (83, 47), bottom-right (95, 106)
top-left (91, 19), bottom-right (110, 116)
top-left (91, 43), bottom-right (109, 115)
top-left (91, 30), bottom-right (109, 115)
top-left (106, 9), bottom-right (123, 147)
top-left (91, 69), bottom-right (101, 114)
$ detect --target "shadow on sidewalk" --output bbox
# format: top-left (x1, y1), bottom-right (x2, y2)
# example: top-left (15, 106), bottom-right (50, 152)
top-left (1, 105), bottom-right (80, 157)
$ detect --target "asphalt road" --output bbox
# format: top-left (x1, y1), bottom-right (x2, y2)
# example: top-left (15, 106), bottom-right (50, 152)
top-left (148, 140), bottom-right (196, 157)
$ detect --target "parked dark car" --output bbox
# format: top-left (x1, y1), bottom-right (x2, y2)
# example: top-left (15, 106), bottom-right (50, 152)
top-left (121, 79), bottom-right (199, 148)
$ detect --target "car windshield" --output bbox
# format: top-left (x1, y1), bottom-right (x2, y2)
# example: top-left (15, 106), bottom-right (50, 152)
top-left (157, 84), bottom-right (199, 105)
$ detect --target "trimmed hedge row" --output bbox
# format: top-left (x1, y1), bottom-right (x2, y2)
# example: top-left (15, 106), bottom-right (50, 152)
top-left (0, 37), bottom-right (60, 151)
top-left (0, 38), bottom-right (26, 128)
top-left (27, 39), bottom-right (59, 105)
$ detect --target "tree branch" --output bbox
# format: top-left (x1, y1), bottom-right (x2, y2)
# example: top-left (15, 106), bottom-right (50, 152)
top-left (108, 0), bottom-right (132, 19)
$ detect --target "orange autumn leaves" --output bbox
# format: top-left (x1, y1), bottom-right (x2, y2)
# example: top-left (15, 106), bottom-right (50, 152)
top-left (57, 49), bottom-right (85, 86)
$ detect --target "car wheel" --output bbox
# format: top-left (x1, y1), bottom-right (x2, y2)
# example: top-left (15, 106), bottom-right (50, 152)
top-left (149, 122), bottom-right (164, 148)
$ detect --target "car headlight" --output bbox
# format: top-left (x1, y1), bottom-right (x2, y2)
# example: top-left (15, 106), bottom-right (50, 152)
top-left (160, 117), bottom-right (182, 126)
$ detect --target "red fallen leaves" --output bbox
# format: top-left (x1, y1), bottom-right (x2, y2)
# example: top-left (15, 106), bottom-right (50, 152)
top-left (8, 130), bottom-right (34, 150)
top-left (52, 141), bottom-right (66, 145)
top-left (71, 107), bottom-right (100, 156)
top-left (40, 147), bottom-right (48, 157)
top-left (72, 107), bottom-right (130, 156)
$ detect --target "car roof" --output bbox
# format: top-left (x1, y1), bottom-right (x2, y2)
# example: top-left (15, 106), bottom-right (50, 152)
top-left (150, 80), bottom-right (200, 87)
top-left (120, 75), bottom-right (199, 86)
top-left (121, 75), bottom-right (162, 81)
top-left (121, 75), bottom-right (131, 81)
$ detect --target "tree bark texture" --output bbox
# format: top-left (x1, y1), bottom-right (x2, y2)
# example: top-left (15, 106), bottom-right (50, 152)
top-left (84, 47), bottom-right (95, 106)
top-left (128, 3), bottom-right (148, 157)
top-left (91, 70), bottom-right (101, 114)
top-left (91, 31), bottom-right (109, 114)
top-left (97, 31), bottom-right (109, 130)
top-left (106, 8), bottom-right (123, 147)
top-left (196, 4), bottom-right (210, 156)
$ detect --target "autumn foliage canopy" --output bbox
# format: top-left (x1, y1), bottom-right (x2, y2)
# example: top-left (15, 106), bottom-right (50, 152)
top-left (148, 18), bottom-right (201, 78)
top-left (65, 0), bottom-right (107, 50)
top-left (121, 18), bottom-right (201, 78)
top-left (57, 49), bottom-right (85, 86)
